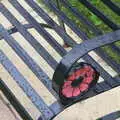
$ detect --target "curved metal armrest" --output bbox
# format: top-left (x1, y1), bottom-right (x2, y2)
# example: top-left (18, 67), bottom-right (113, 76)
top-left (53, 29), bottom-right (120, 91)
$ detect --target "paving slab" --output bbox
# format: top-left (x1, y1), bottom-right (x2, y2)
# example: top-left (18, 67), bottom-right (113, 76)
top-left (0, 91), bottom-right (21, 120)
top-left (54, 86), bottom-right (120, 120)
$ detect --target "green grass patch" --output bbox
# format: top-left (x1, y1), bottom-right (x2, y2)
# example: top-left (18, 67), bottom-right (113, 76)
top-left (37, 0), bottom-right (120, 64)
top-left (102, 46), bottom-right (120, 64)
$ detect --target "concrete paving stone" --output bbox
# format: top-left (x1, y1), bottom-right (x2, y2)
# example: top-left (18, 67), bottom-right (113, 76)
top-left (54, 86), bottom-right (120, 120)
top-left (0, 91), bottom-right (21, 120)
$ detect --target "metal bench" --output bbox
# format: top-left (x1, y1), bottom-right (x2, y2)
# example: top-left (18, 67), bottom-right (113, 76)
top-left (0, 0), bottom-right (120, 120)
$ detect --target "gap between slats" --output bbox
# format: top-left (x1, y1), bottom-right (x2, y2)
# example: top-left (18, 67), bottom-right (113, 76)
top-left (0, 64), bottom-right (41, 120)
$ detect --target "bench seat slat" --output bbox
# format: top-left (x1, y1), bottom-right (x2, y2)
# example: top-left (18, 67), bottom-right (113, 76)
top-left (44, 0), bottom-right (88, 40)
top-left (0, 50), bottom-right (54, 120)
top-left (94, 84), bottom-right (105, 93)
top-left (0, 3), bottom-right (58, 70)
top-left (0, 25), bottom-right (58, 99)
top-left (101, 0), bottom-right (120, 16)
top-left (0, 79), bottom-right (33, 120)
top-left (10, 0), bottom-right (67, 57)
top-left (0, 24), bottom-right (33, 40)
top-left (0, 0), bottom-right (120, 119)
top-left (96, 49), bottom-right (120, 73)
top-left (0, 74), bottom-right (40, 120)
top-left (83, 55), bottom-right (118, 88)
top-left (44, 0), bottom-right (119, 88)
top-left (25, 0), bottom-right (76, 47)
top-left (58, 0), bottom-right (120, 73)
top-left (59, 0), bottom-right (101, 35)
top-left (79, 0), bottom-right (120, 30)
top-left (43, 0), bottom-right (120, 74)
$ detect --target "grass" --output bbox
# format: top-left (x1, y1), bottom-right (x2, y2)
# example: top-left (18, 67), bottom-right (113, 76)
top-left (37, 0), bottom-right (120, 64)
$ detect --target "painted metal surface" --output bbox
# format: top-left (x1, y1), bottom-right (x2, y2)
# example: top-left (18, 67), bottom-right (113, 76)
top-left (0, 0), bottom-right (120, 119)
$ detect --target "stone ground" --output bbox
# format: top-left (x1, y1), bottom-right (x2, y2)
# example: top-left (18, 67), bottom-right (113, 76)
top-left (54, 86), bottom-right (120, 120)
top-left (0, 0), bottom-right (120, 120)
top-left (0, 91), bottom-right (22, 120)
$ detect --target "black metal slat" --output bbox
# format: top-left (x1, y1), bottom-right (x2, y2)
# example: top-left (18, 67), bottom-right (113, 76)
top-left (102, 0), bottom-right (120, 16)
top-left (79, 0), bottom-right (120, 30)
top-left (47, 79), bottom-right (118, 120)
top-left (94, 84), bottom-right (105, 93)
top-left (45, 0), bottom-right (119, 87)
top-left (43, 0), bottom-right (88, 40)
top-left (91, 77), bottom-right (119, 94)
top-left (55, 0), bottom-right (66, 31)
top-left (0, 24), bottom-right (65, 119)
top-left (0, 24), bottom-right (33, 40)
top-left (59, 0), bottom-right (120, 73)
top-left (111, 44), bottom-right (120, 55)
top-left (0, 3), bottom-right (57, 70)
top-left (59, 0), bottom-right (102, 35)
top-left (45, 0), bottom-right (120, 72)
top-left (99, 111), bottom-right (120, 120)
top-left (3, 0), bottom-right (119, 75)
top-left (83, 55), bottom-right (119, 88)
top-left (44, 0), bottom-right (120, 65)
top-left (9, 0), bottom-right (66, 57)
top-left (25, 0), bottom-right (75, 47)
top-left (0, 24), bottom-right (31, 40)
top-left (114, 76), bottom-right (120, 84)
top-left (39, 101), bottom-right (64, 120)
top-left (40, 1), bottom-right (101, 92)
top-left (0, 23), bottom-right (52, 40)
top-left (46, 0), bottom-right (120, 74)
top-left (0, 50), bottom-right (54, 120)
top-left (0, 0), bottom-right (119, 119)
top-left (0, 25), bottom-right (59, 99)
top-left (0, 23), bottom-right (53, 40)
top-left (79, 0), bottom-right (120, 58)
top-left (76, 76), bottom-right (120, 101)
top-left (53, 30), bottom-right (120, 93)
top-left (59, 0), bottom-right (120, 38)
top-left (1, 24), bottom-right (118, 120)
top-left (96, 49), bottom-right (120, 73)
top-left (43, 0), bottom-right (120, 90)
top-left (7, 0), bottom-right (116, 104)
top-left (10, 0), bottom-right (119, 91)
top-left (97, 82), bottom-right (113, 91)
top-left (0, 79), bottom-right (33, 120)
top-left (0, 1), bottom-right (67, 114)
top-left (11, 0), bottom-right (120, 78)
top-left (0, 0), bottom-right (103, 112)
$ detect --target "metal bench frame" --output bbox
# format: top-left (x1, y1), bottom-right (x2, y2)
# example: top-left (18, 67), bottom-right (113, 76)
top-left (0, 0), bottom-right (120, 120)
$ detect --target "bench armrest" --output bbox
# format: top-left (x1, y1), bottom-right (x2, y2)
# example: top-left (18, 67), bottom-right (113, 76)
top-left (53, 29), bottom-right (120, 92)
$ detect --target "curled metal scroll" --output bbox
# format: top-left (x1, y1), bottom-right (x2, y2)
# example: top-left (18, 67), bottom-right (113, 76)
top-left (53, 29), bottom-right (120, 93)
